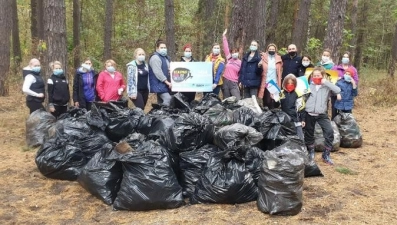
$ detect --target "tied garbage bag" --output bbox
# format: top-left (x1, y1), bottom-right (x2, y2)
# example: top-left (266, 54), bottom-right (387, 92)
top-left (173, 92), bottom-right (192, 111)
top-left (257, 147), bottom-right (305, 216)
top-left (314, 121), bottom-right (341, 152)
top-left (179, 144), bottom-right (220, 197)
top-left (123, 132), bottom-right (146, 149)
top-left (214, 123), bottom-right (263, 150)
top-left (232, 106), bottom-right (258, 127)
top-left (203, 104), bottom-right (234, 126)
top-left (236, 95), bottom-right (263, 114)
top-left (190, 147), bottom-right (258, 204)
top-left (77, 143), bottom-right (122, 205)
top-left (26, 109), bottom-right (56, 147)
top-left (164, 112), bottom-right (214, 152)
top-left (109, 140), bottom-right (184, 211)
top-left (86, 104), bottom-right (108, 131)
top-left (35, 134), bottom-right (87, 181)
top-left (333, 113), bottom-right (363, 148)
top-left (245, 147), bottom-right (267, 184)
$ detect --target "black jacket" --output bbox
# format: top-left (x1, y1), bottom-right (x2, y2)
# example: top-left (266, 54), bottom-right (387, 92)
top-left (280, 90), bottom-right (304, 122)
top-left (26, 73), bottom-right (45, 103)
top-left (239, 51), bottom-right (263, 87)
top-left (48, 74), bottom-right (70, 106)
top-left (281, 54), bottom-right (302, 79)
top-left (72, 68), bottom-right (98, 108)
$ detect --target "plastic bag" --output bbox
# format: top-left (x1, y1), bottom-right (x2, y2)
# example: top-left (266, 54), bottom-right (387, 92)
top-left (232, 106), bottom-right (258, 127)
top-left (78, 131), bottom-right (112, 159)
top-left (203, 104), bottom-right (234, 126)
top-left (123, 132), bottom-right (146, 149)
top-left (109, 140), bottom-right (184, 211)
top-left (314, 121), bottom-right (341, 152)
top-left (257, 146), bottom-right (305, 216)
top-left (35, 134), bottom-right (87, 181)
top-left (214, 123), bottom-right (263, 150)
top-left (164, 112), bottom-right (214, 152)
top-left (333, 113), bottom-right (363, 148)
top-left (86, 104), bottom-right (108, 131)
top-left (236, 96), bottom-right (263, 114)
top-left (105, 107), bottom-right (145, 142)
top-left (26, 109), bottom-right (56, 147)
top-left (245, 147), bottom-right (267, 184)
top-left (190, 147), bottom-right (258, 204)
top-left (173, 92), bottom-right (192, 111)
top-left (77, 143), bottom-right (122, 205)
top-left (179, 144), bottom-right (220, 197)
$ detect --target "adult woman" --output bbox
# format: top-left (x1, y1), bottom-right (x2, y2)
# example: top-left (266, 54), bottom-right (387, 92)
top-left (47, 61), bottom-right (70, 118)
top-left (73, 58), bottom-right (98, 110)
top-left (149, 40), bottom-right (172, 106)
top-left (257, 43), bottom-right (282, 109)
top-left (316, 49), bottom-right (334, 70)
top-left (205, 43), bottom-right (225, 96)
top-left (96, 59), bottom-right (126, 102)
top-left (221, 29), bottom-right (242, 100)
top-left (22, 58), bottom-right (45, 114)
top-left (239, 40), bottom-right (263, 98)
top-left (180, 44), bottom-right (196, 102)
top-left (299, 55), bottom-right (315, 77)
top-left (127, 48), bottom-right (149, 110)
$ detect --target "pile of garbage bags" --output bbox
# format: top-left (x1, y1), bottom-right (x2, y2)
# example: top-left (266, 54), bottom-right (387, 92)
top-left (28, 94), bottom-right (361, 215)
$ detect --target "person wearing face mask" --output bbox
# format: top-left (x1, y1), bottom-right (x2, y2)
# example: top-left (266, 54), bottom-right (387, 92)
top-left (299, 55), bottom-right (314, 77)
top-left (279, 74), bottom-right (306, 140)
top-left (281, 44), bottom-right (302, 81)
top-left (96, 59), bottom-right (126, 103)
top-left (304, 67), bottom-right (341, 165)
top-left (205, 43), bottom-right (225, 96)
top-left (47, 61), bottom-right (70, 118)
top-left (316, 49), bottom-right (334, 70)
top-left (221, 29), bottom-right (242, 100)
top-left (334, 68), bottom-right (357, 115)
top-left (127, 48), bottom-right (150, 110)
top-left (239, 40), bottom-right (263, 98)
top-left (22, 58), bottom-right (45, 114)
top-left (149, 40), bottom-right (173, 106)
top-left (73, 58), bottom-right (98, 110)
top-left (180, 44), bottom-right (196, 102)
top-left (258, 43), bottom-right (282, 109)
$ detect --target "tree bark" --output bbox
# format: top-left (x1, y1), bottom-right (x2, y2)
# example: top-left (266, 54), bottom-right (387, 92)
top-left (11, 0), bottom-right (22, 66)
top-left (229, 0), bottom-right (248, 54)
top-left (349, 0), bottom-right (358, 59)
top-left (165, 0), bottom-right (176, 60)
top-left (196, 0), bottom-right (217, 59)
top-left (266, 0), bottom-right (280, 45)
top-left (323, 0), bottom-right (347, 64)
top-left (388, 23), bottom-right (397, 77)
top-left (0, 0), bottom-right (12, 96)
top-left (30, 0), bottom-right (44, 56)
top-left (292, 0), bottom-right (311, 53)
top-left (354, 0), bottom-right (369, 72)
top-left (103, 0), bottom-right (113, 60)
top-left (73, 0), bottom-right (81, 69)
top-left (253, 0), bottom-right (267, 48)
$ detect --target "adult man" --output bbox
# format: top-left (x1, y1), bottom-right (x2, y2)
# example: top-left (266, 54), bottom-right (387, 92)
top-left (281, 44), bottom-right (302, 81)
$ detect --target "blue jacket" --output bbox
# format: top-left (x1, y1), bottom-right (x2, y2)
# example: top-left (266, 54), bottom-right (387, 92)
top-left (239, 51), bottom-right (263, 87)
top-left (334, 79), bottom-right (357, 110)
top-left (149, 52), bottom-right (170, 93)
top-left (281, 54), bottom-right (302, 79)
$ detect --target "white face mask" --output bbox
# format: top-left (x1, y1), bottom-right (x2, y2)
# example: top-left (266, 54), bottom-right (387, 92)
top-left (322, 56), bottom-right (330, 63)
top-left (231, 53), bottom-right (239, 59)
top-left (212, 48), bottom-right (220, 55)
top-left (302, 61), bottom-right (310, 67)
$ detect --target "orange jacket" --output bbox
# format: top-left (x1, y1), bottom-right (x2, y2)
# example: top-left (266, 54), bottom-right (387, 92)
top-left (258, 52), bottom-right (282, 99)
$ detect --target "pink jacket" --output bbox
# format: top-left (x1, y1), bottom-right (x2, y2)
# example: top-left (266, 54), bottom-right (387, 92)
top-left (258, 52), bottom-right (283, 99)
top-left (222, 35), bottom-right (241, 82)
top-left (96, 70), bottom-right (126, 102)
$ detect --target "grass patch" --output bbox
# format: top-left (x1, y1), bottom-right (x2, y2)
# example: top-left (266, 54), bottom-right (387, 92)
top-left (335, 166), bottom-right (358, 175)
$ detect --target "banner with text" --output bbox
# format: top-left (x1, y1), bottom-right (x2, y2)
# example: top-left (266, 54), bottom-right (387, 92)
top-left (170, 62), bottom-right (213, 92)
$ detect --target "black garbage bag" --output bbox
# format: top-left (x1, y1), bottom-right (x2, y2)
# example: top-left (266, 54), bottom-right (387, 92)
top-left (26, 109), bottom-right (56, 147)
top-left (50, 113), bottom-right (91, 139)
top-left (149, 104), bottom-right (189, 117)
top-left (109, 140), bottom-right (184, 211)
top-left (174, 92), bottom-right (192, 111)
top-left (333, 113), bottom-right (363, 148)
top-left (105, 106), bottom-right (145, 142)
top-left (35, 134), bottom-right (87, 181)
top-left (245, 147), bottom-right (267, 185)
top-left (86, 104), bottom-right (108, 131)
top-left (77, 143), bottom-right (122, 205)
top-left (164, 112), bottom-right (214, 152)
top-left (190, 147), bottom-right (258, 204)
top-left (232, 106), bottom-right (258, 127)
top-left (147, 117), bottom-right (175, 140)
top-left (179, 144), bottom-right (220, 197)
top-left (314, 121), bottom-right (341, 152)
top-left (78, 131), bottom-right (112, 159)
top-left (257, 146), bottom-right (305, 216)
top-left (123, 132), bottom-right (146, 149)
top-left (197, 93), bottom-right (221, 108)
top-left (203, 104), bottom-right (234, 126)
top-left (214, 123), bottom-right (263, 150)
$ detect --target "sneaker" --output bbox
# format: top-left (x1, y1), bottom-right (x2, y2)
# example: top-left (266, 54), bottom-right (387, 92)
top-left (322, 151), bottom-right (334, 165)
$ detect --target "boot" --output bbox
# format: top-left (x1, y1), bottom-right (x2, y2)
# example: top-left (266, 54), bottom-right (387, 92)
top-left (322, 147), bottom-right (334, 165)
top-left (307, 145), bottom-right (315, 161)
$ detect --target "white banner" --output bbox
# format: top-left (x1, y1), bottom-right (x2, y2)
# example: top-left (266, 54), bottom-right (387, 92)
top-left (170, 62), bottom-right (213, 92)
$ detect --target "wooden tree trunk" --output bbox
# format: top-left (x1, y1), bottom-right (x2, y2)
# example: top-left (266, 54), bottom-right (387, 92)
top-left (292, 0), bottom-right (311, 53)
top-left (0, 0), bottom-right (12, 96)
top-left (253, 0), bottom-right (267, 48)
top-left (11, 0), bottom-right (22, 67)
top-left (165, 0), bottom-right (176, 60)
top-left (196, 0), bottom-right (217, 59)
top-left (266, 0), bottom-right (279, 45)
top-left (30, 0), bottom-right (44, 56)
top-left (354, 0), bottom-right (369, 72)
top-left (103, 0), bottom-right (113, 60)
top-left (388, 23), bottom-right (397, 77)
top-left (349, 0), bottom-right (358, 59)
top-left (323, 0), bottom-right (347, 64)
top-left (73, 0), bottom-right (81, 69)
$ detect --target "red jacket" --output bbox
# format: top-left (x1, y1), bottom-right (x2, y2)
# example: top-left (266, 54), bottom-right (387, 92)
top-left (96, 70), bottom-right (126, 102)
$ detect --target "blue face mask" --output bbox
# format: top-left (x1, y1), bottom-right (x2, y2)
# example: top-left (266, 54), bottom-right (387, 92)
top-left (344, 74), bottom-right (352, 82)
top-left (184, 51), bottom-right (192, 58)
top-left (250, 45), bottom-right (258, 51)
top-left (31, 66), bottom-right (41, 73)
top-left (137, 55), bottom-right (145, 62)
top-left (341, 57), bottom-right (349, 64)
top-left (159, 49), bottom-right (167, 56)
top-left (53, 69), bottom-right (64, 76)
top-left (107, 66), bottom-right (115, 73)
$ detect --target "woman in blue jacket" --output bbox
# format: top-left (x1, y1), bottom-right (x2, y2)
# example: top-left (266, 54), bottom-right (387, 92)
top-left (239, 40), bottom-right (263, 99)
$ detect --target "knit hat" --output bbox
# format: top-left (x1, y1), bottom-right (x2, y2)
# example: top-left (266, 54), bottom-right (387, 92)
top-left (345, 67), bottom-right (354, 76)
top-left (183, 44), bottom-right (192, 51)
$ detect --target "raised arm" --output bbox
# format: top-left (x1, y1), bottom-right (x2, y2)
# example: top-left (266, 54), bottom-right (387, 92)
top-left (222, 29), bottom-right (231, 59)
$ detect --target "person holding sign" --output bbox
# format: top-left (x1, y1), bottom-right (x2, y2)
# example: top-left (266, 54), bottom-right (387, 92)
top-left (205, 43), bottom-right (225, 96)
top-left (127, 48), bottom-right (149, 110)
top-left (221, 29), bottom-right (242, 100)
top-left (180, 44), bottom-right (196, 102)
top-left (239, 40), bottom-right (263, 99)
top-left (258, 43), bottom-right (282, 109)
top-left (149, 40), bottom-right (172, 106)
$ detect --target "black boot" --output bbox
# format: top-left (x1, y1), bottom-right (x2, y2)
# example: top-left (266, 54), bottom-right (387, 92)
top-left (322, 147), bottom-right (334, 165)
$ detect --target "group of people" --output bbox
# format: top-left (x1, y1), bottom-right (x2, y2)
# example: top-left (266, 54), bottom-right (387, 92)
top-left (22, 30), bottom-right (359, 166)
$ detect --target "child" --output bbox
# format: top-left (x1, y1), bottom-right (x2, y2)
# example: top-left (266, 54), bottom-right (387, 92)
top-left (305, 67), bottom-right (341, 165)
top-left (279, 74), bottom-right (306, 140)
top-left (334, 68), bottom-right (357, 114)
top-left (316, 49), bottom-right (334, 70)
top-left (47, 61), bottom-right (70, 118)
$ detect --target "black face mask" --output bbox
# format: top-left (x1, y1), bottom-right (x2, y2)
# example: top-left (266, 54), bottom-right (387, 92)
top-left (268, 51), bottom-right (275, 55)
top-left (289, 51), bottom-right (297, 56)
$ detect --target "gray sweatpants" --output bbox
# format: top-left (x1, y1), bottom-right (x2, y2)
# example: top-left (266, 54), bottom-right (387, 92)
top-left (222, 78), bottom-right (241, 100)
top-left (242, 87), bottom-right (258, 99)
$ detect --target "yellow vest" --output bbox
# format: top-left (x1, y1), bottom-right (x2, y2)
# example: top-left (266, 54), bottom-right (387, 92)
top-left (205, 54), bottom-right (225, 86)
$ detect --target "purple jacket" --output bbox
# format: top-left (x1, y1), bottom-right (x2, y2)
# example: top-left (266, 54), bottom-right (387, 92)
top-left (332, 65), bottom-right (359, 84)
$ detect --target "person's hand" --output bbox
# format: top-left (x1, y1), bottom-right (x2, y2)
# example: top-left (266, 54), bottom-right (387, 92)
top-left (130, 96), bottom-right (137, 100)
top-left (337, 94), bottom-right (342, 101)
top-left (270, 94), bottom-right (274, 99)
top-left (258, 60), bottom-right (263, 67)
top-left (321, 78), bottom-right (327, 84)
top-left (302, 121), bottom-right (306, 128)
top-left (212, 84), bottom-right (217, 90)
top-left (36, 93), bottom-right (44, 98)
top-left (238, 83), bottom-right (242, 89)
top-left (118, 88), bottom-right (124, 95)
top-left (223, 29), bottom-right (227, 36)
top-left (74, 102), bottom-right (79, 108)
top-left (49, 106), bottom-right (55, 113)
